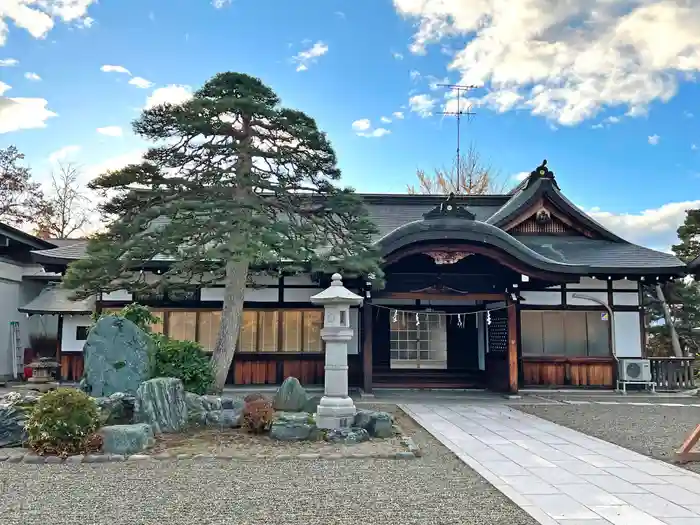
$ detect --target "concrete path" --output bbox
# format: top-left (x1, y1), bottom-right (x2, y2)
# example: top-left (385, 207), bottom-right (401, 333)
top-left (402, 403), bottom-right (700, 525)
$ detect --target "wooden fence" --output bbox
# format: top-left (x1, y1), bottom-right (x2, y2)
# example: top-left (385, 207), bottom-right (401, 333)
top-left (648, 357), bottom-right (697, 391)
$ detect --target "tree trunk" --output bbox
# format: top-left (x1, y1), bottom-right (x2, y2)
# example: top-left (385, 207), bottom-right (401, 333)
top-left (211, 259), bottom-right (250, 390)
top-left (656, 284), bottom-right (683, 357)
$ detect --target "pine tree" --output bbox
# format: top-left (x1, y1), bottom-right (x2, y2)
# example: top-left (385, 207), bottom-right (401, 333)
top-left (644, 207), bottom-right (700, 356)
top-left (62, 72), bottom-right (382, 389)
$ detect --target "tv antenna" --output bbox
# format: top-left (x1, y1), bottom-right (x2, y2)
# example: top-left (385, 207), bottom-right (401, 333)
top-left (438, 83), bottom-right (477, 189)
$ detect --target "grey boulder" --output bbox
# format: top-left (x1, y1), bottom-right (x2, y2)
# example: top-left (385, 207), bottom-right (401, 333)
top-left (135, 377), bottom-right (187, 434)
top-left (0, 392), bottom-right (40, 448)
top-left (93, 392), bottom-right (135, 425)
top-left (99, 423), bottom-right (155, 455)
top-left (82, 315), bottom-right (151, 397)
top-left (270, 420), bottom-right (314, 441)
top-left (273, 377), bottom-right (307, 412)
top-left (206, 408), bottom-right (243, 428)
top-left (354, 409), bottom-right (394, 438)
top-left (325, 427), bottom-right (370, 444)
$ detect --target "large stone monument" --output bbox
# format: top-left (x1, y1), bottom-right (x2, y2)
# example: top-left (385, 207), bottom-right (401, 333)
top-left (310, 273), bottom-right (363, 430)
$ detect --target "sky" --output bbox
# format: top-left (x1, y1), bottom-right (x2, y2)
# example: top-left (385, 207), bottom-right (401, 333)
top-left (1, 0), bottom-right (700, 252)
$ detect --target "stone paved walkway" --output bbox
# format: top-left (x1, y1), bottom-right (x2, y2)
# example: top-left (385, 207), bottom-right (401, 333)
top-left (401, 403), bottom-right (700, 525)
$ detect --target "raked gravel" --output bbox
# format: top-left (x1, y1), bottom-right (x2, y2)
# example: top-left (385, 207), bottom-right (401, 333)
top-left (515, 402), bottom-right (700, 474)
top-left (0, 408), bottom-right (537, 525)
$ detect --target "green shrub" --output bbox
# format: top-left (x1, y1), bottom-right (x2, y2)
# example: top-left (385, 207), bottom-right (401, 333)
top-left (26, 388), bottom-right (100, 456)
top-left (150, 335), bottom-right (215, 395)
top-left (91, 303), bottom-right (161, 333)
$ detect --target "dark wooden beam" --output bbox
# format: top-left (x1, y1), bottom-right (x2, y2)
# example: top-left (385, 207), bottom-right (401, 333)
top-left (507, 302), bottom-right (518, 394)
top-left (378, 292), bottom-right (507, 302)
top-left (362, 303), bottom-right (373, 394)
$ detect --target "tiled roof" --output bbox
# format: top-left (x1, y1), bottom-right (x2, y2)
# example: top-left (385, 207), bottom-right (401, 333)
top-left (28, 192), bottom-right (687, 274)
top-left (18, 283), bottom-right (94, 314)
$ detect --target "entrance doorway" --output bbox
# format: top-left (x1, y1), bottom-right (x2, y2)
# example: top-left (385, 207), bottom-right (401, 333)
top-left (389, 310), bottom-right (447, 370)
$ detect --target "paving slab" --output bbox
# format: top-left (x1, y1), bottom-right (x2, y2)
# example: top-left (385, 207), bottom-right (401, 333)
top-left (402, 403), bottom-right (700, 525)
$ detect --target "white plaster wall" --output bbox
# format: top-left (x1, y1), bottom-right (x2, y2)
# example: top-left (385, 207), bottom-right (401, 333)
top-left (0, 280), bottom-right (20, 378)
top-left (284, 275), bottom-right (316, 286)
top-left (201, 287), bottom-right (280, 302)
top-left (283, 288), bottom-right (324, 302)
top-left (613, 292), bottom-right (639, 306)
top-left (61, 315), bottom-right (93, 353)
top-left (521, 291), bottom-right (562, 305)
top-left (613, 280), bottom-right (639, 291)
top-left (567, 277), bottom-right (608, 289)
top-left (613, 311), bottom-right (642, 358)
top-left (566, 291), bottom-right (608, 306)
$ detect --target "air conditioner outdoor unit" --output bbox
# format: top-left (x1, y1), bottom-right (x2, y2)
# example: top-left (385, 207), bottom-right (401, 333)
top-left (618, 359), bottom-right (652, 382)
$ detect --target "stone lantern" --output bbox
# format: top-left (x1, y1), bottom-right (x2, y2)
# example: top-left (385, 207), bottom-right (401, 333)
top-left (310, 273), bottom-right (363, 430)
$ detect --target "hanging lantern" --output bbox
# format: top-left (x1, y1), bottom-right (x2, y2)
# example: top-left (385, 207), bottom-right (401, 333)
top-left (415, 312), bottom-right (420, 327)
top-left (487, 310), bottom-right (491, 326)
top-left (392, 309), bottom-right (398, 323)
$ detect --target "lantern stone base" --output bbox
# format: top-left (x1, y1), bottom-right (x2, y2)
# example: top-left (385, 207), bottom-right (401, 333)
top-left (315, 396), bottom-right (356, 430)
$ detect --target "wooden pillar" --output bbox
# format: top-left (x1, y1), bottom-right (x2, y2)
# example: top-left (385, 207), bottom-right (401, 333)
top-left (362, 302), bottom-right (373, 394)
top-left (507, 303), bottom-right (518, 394)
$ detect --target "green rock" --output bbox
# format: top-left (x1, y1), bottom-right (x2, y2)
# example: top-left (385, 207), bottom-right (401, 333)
top-left (272, 377), bottom-right (307, 412)
top-left (275, 411), bottom-right (314, 424)
top-left (302, 394), bottom-right (322, 413)
top-left (135, 378), bottom-right (187, 434)
top-left (185, 392), bottom-right (207, 425)
top-left (83, 316), bottom-right (151, 397)
top-left (270, 420), bottom-right (314, 441)
top-left (325, 427), bottom-right (370, 444)
top-left (0, 392), bottom-right (40, 448)
top-left (99, 423), bottom-right (155, 455)
top-left (93, 392), bottom-right (135, 425)
top-left (354, 409), bottom-right (394, 438)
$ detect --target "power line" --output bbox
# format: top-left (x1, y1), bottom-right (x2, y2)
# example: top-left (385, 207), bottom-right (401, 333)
top-left (438, 84), bottom-right (477, 190)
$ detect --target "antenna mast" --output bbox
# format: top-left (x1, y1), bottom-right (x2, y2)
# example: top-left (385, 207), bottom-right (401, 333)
top-left (438, 84), bottom-right (477, 192)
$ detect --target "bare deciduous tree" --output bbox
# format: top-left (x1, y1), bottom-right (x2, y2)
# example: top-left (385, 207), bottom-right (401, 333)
top-left (0, 145), bottom-right (45, 226)
top-left (34, 162), bottom-right (90, 239)
top-left (407, 143), bottom-right (507, 195)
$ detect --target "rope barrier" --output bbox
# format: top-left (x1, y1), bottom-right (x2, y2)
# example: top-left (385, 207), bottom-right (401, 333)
top-left (370, 302), bottom-right (511, 327)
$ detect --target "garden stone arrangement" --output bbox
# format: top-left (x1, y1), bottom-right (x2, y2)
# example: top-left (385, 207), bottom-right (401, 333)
top-left (0, 375), bottom-right (417, 464)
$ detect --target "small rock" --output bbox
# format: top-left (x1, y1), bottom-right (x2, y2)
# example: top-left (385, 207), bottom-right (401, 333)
top-left (176, 454), bottom-right (192, 460)
top-left (325, 427), bottom-right (370, 445)
top-left (270, 419), bottom-right (314, 441)
top-left (65, 455), bottom-right (84, 464)
top-left (0, 454), bottom-right (8, 461)
top-left (185, 392), bottom-right (208, 426)
top-left (45, 456), bottom-right (63, 464)
top-left (394, 451), bottom-right (415, 459)
top-left (127, 454), bottom-right (151, 461)
top-left (297, 453), bottom-right (320, 460)
top-left (206, 408), bottom-right (243, 428)
top-left (22, 454), bottom-right (45, 464)
top-left (275, 411), bottom-right (314, 423)
top-left (99, 423), bottom-right (155, 455)
top-left (6, 454), bottom-right (23, 463)
top-left (201, 395), bottom-right (222, 411)
top-left (84, 454), bottom-right (110, 463)
top-left (220, 397), bottom-right (239, 410)
top-left (153, 452), bottom-right (171, 460)
top-left (273, 377), bottom-right (307, 412)
top-left (109, 454), bottom-right (126, 462)
top-left (354, 409), bottom-right (394, 438)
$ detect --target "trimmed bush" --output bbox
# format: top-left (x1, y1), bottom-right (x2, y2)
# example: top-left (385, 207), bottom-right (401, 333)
top-left (150, 335), bottom-right (215, 395)
top-left (242, 398), bottom-right (274, 434)
top-left (26, 388), bottom-right (101, 456)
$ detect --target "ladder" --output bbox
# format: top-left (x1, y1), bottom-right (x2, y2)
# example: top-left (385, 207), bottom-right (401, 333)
top-left (9, 321), bottom-right (22, 379)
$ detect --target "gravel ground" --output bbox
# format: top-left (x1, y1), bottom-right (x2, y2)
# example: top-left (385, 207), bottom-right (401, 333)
top-left (515, 403), bottom-right (700, 474)
top-left (0, 405), bottom-right (537, 525)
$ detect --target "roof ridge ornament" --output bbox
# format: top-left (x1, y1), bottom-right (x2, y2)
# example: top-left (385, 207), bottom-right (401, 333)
top-left (526, 159), bottom-right (560, 189)
top-left (423, 192), bottom-right (476, 220)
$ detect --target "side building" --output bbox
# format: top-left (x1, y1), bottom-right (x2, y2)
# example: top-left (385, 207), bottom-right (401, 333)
top-left (24, 161), bottom-right (687, 392)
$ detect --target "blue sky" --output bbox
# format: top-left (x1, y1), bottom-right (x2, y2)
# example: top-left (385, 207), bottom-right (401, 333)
top-left (1, 0), bottom-right (699, 250)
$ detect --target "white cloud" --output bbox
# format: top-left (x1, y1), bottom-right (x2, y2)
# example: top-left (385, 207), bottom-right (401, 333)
top-left (358, 128), bottom-right (391, 138)
top-left (692, 143), bottom-right (698, 150)
top-left (409, 93), bottom-right (436, 117)
top-left (380, 116), bottom-right (392, 124)
top-left (129, 76), bottom-right (153, 89)
top-left (351, 119), bottom-right (371, 132)
top-left (512, 172), bottom-right (530, 182)
top-left (97, 126), bottom-right (123, 137)
top-left (648, 134), bottom-right (660, 145)
top-left (393, 51), bottom-right (404, 60)
top-left (84, 149), bottom-right (146, 182)
top-left (24, 72), bottom-right (41, 81)
top-left (410, 70), bottom-right (421, 80)
top-left (48, 145), bottom-right (81, 164)
top-left (588, 200), bottom-right (700, 252)
top-left (392, 111), bottom-right (405, 119)
top-left (394, 0), bottom-right (700, 126)
top-left (0, 82), bottom-right (57, 133)
top-left (0, 0), bottom-right (96, 46)
top-left (606, 116), bottom-right (621, 124)
top-left (212, 0), bottom-right (232, 7)
top-left (0, 58), bottom-right (18, 66)
top-left (101, 64), bottom-right (131, 75)
top-left (293, 41), bottom-right (328, 72)
top-left (144, 85), bottom-right (193, 109)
